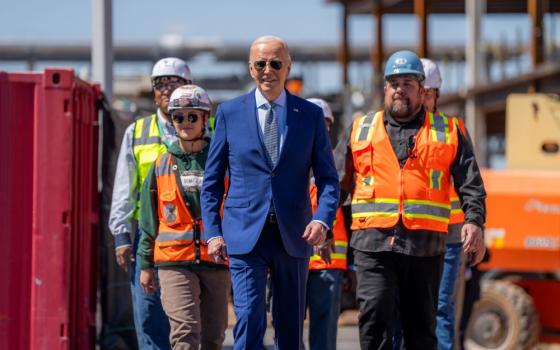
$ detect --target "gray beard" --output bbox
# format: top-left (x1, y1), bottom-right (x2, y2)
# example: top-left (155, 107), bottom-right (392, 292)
top-left (390, 99), bottom-right (413, 119)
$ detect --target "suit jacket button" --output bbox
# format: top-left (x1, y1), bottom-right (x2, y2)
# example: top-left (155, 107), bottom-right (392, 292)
top-left (271, 172), bottom-right (276, 177)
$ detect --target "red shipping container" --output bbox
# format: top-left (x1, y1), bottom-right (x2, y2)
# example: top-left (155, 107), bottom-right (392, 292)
top-left (0, 69), bottom-right (100, 350)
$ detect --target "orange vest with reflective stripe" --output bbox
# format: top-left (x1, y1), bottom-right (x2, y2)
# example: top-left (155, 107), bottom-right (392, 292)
top-left (448, 115), bottom-right (467, 225)
top-left (153, 152), bottom-right (225, 266)
top-left (308, 184), bottom-right (348, 270)
top-left (350, 111), bottom-right (459, 233)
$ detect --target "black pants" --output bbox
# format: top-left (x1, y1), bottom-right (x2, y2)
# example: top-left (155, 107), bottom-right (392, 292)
top-left (354, 250), bottom-right (443, 350)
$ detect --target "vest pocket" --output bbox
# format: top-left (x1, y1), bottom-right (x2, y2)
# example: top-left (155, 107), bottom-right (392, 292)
top-left (139, 150), bottom-right (160, 167)
top-left (156, 239), bottom-right (194, 249)
top-left (428, 143), bottom-right (454, 168)
top-left (351, 140), bottom-right (373, 175)
top-left (351, 140), bottom-right (375, 199)
top-left (353, 174), bottom-right (375, 199)
top-left (159, 190), bottom-right (182, 227)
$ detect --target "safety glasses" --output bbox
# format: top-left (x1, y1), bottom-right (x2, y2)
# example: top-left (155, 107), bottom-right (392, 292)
top-left (153, 81), bottom-right (183, 92)
top-left (252, 60), bottom-right (283, 71)
top-left (172, 112), bottom-right (199, 124)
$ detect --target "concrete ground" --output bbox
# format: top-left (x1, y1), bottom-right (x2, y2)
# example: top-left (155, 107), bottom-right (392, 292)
top-left (224, 307), bottom-right (560, 349)
top-left (223, 324), bottom-right (359, 350)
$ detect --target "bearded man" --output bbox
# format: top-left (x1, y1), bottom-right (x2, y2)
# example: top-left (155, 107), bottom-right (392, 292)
top-left (333, 50), bottom-right (486, 350)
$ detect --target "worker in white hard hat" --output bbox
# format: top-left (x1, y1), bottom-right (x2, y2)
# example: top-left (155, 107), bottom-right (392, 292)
top-left (109, 57), bottom-right (192, 349)
top-left (420, 58), bottom-right (471, 350)
top-left (420, 58), bottom-right (442, 113)
top-left (305, 98), bottom-right (350, 350)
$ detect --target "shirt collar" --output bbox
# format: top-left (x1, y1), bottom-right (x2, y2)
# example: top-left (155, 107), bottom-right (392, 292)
top-left (255, 88), bottom-right (286, 109)
top-left (156, 108), bottom-right (174, 131)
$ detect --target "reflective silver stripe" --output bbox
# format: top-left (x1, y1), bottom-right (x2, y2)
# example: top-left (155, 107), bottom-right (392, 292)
top-left (451, 200), bottom-right (461, 210)
top-left (403, 202), bottom-right (450, 220)
top-left (142, 136), bottom-right (161, 144)
top-left (357, 113), bottom-right (375, 141)
top-left (351, 201), bottom-right (399, 216)
top-left (431, 170), bottom-right (442, 190)
top-left (136, 116), bottom-right (161, 145)
top-left (156, 231), bottom-right (194, 242)
top-left (333, 245), bottom-right (347, 255)
top-left (156, 152), bottom-right (173, 175)
top-left (141, 117), bottom-right (151, 140)
top-left (431, 113), bottom-right (447, 143)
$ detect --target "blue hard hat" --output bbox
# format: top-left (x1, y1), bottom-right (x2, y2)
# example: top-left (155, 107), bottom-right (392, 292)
top-left (384, 50), bottom-right (425, 81)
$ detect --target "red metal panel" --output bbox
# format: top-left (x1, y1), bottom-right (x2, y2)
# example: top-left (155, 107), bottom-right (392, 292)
top-left (0, 69), bottom-right (99, 350)
top-left (0, 72), bottom-right (41, 350)
top-left (31, 68), bottom-right (75, 350)
top-left (68, 75), bottom-right (100, 350)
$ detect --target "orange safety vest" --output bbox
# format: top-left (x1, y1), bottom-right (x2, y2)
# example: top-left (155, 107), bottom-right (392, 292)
top-left (153, 152), bottom-right (225, 266)
top-left (350, 111), bottom-right (459, 233)
top-left (448, 115), bottom-right (467, 225)
top-left (308, 184), bottom-right (348, 270)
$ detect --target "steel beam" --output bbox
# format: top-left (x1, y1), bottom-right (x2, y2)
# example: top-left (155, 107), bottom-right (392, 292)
top-left (91, 0), bottom-right (113, 102)
top-left (414, 0), bottom-right (428, 58)
top-left (465, 0), bottom-right (487, 165)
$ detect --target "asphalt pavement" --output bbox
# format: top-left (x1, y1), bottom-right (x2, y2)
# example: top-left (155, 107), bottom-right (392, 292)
top-left (223, 325), bottom-right (360, 350)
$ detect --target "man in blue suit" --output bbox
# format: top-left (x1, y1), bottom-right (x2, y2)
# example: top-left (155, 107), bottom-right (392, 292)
top-left (201, 36), bottom-right (340, 349)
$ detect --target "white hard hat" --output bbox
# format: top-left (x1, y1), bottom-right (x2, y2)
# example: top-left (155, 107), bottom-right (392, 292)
top-left (420, 58), bottom-right (442, 89)
top-left (168, 85), bottom-right (212, 112)
top-left (151, 57), bottom-right (193, 82)
top-left (307, 98), bottom-right (334, 123)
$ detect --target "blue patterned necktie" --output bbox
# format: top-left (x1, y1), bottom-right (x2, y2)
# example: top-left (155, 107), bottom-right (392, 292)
top-left (264, 102), bottom-right (278, 166)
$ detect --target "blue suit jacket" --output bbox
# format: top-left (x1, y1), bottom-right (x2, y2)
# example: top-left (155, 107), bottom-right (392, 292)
top-left (201, 89), bottom-right (340, 258)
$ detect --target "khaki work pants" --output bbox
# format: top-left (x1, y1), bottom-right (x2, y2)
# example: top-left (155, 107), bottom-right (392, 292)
top-left (158, 266), bottom-right (230, 350)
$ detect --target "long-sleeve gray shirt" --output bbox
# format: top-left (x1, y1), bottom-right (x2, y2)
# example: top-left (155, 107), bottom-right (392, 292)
top-left (108, 109), bottom-right (177, 249)
top-left (334, 107), bottom-right (486, 257)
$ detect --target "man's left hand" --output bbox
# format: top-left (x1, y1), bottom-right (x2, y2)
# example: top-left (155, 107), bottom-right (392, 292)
top-left (302, 221), bottom-right (327, 246)
top-left (461, 223), bottom-right (486, 266)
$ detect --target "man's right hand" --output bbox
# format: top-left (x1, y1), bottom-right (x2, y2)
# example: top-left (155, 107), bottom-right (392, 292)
top-left (115, 246), bottom-right (134, 272)
top-left (208, 237), bottom-right (228, 264)
top-left (315, 239), bottom-right (333, 264)
top-left (462, 223), bottom-right (486, 266)
top-left (140, 268), bottom-right (156, 295)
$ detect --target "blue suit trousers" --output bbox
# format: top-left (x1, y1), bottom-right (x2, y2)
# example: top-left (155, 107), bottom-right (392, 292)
top-left (229, 221), bottom-right (308, 350)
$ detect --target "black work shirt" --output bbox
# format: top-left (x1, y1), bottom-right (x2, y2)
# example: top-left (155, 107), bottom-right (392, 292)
top-left (334, 107), bottom-right (486, 257)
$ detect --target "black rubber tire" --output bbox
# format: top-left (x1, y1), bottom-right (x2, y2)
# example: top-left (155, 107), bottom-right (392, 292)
top-left (464, 280), bottom-right (539, 350)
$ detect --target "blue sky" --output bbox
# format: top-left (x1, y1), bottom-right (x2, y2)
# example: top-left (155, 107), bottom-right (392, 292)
top-left (1, 0), bottom-right (558, 94)
top-left (1, 0), bottom-right (543, 45)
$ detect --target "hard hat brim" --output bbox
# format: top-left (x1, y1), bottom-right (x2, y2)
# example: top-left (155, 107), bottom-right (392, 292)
top-left (385, 71), bottom-right (425, 81)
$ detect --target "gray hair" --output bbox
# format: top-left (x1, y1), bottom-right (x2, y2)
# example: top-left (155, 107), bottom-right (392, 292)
top-left (249, 36), bottom-right (292, 63)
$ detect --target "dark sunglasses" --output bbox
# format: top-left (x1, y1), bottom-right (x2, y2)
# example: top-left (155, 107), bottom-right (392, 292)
top-left (153, 81), bottom-right (183, 92)
top-left (172, 112), bottom-right (199, 124)
top-left (152, 78), bottom-right (188, 92)
top-left (253, 60), bottom-right (283, 71)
